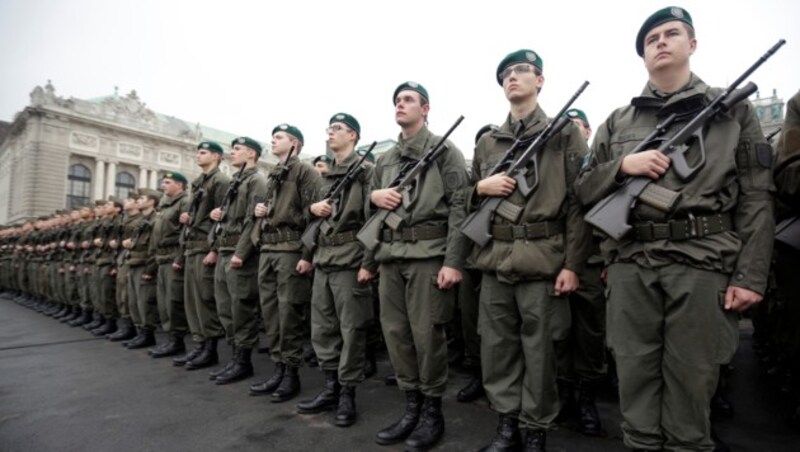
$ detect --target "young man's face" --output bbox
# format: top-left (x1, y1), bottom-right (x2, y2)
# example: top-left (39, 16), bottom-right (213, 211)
top-left (271, 132), bottom-right (297, 157)
top-left (229, 144), bottom-right (254, 167)
top-left (161, 178), bottom-right (183, 197)
top-left (394, 91), bottom-right (428, 128)
top-left (327, 121), bottom-right (356, 152)
top-left (501, 63), bottom-right (543, 103)
top-left (196, 148), bottom-right (220, 167)
top-left (643, 21), bottom-right (696, 74)
top-left (314, 161), bottom-right (330, 176)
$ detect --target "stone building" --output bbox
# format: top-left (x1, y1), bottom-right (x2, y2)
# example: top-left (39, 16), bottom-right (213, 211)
top-left (0, 81), bottom-right (274, 224)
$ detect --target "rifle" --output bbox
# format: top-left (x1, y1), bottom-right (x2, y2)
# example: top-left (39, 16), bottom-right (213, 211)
top-left (301, 142), bottom-right (376, 250)
top-left (256, 145), bottom-right (298, 233)
top-left (584, 39), bottom-right (786, 240)
top-left (357, 116), bottom-right (464, 251)
top-left (181, 182), bottom-right (206, 242)
top-left (123, 217), bottom-right (152, 260)
top-left (461, 81), bottom-right (590, 247)
top-left (766, 127), bottom-right (782, 143)
top-left (208, 167), bottom-right (246, 247)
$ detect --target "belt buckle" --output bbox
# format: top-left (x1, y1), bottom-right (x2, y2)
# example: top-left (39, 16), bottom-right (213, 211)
top-left (403, 228), bottom-right (418, 242)
top-left (687, 212), bottom-right (699, 238)
top-left (512, 225), bottom-right (526, 240)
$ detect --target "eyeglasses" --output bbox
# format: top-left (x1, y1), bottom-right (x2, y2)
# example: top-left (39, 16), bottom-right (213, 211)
top-left (499, 64), bottom-right (536, 81)
top-left (326, 124), bottom-right (352, 134)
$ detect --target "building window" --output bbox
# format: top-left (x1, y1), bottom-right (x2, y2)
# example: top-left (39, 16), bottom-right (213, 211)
top-left (755, 107), bottom-right (764, 121)
top-left (115, 171), bottom-right (136, 199)
top-left (66, 163), bottom-right (91, 209)
top-left (771, 104), bottom-right (783, 122)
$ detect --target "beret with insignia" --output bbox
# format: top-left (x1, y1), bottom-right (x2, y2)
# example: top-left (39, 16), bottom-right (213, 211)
top-left (564, 109), bottom-right (590, 127)
top-left (329, 112), bottom-right (361, 137)
top-left (126, 189), bottom-right (139, 199)
top-left (138, 188), bottom-right (162, 203)
top-left (94, 199), bottom-right (107, 207)
top-left (231, 136), bottom-right (263, 156)
top-left (313, 155), bottom-right (332, 165)
top-left (197, 140), bottom-right (224, 154)
top-left (271, 124), bottom-right (305, 145)
top-left (636, 6), bottom-right (693, 57)
top-left (393, 81), bottom-right (429, 105)
top-left (107, 196), bottom-right (124, 209)
top-left (162, 171), bottom-right (188, 186)
top-left (496, 49), bottom-right (543, 86)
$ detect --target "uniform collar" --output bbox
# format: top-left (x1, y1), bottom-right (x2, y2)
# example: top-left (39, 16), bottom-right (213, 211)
top-left (493, 105), bottom-right (548, 141)
top-left (396, 125), bottom-right (433, 159)
top-left (631, 73), bottom-right (710, 117)
top-left (327, 151), bottom-right (358, 177)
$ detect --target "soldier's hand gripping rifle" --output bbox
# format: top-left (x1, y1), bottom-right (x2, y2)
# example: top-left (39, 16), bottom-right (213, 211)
top-left (301, 142), bottom-right (376, 250)
top-left (181, 184), bottom-right (205, 242)
top-left (254, 145), bottom-right (298, 234)
top-left (461, 82), bottom-right (589, 247)
top-left (123, 219), bottom-right (151, 260)
top-left (584, 39), bottom-right (785, 240)
top-left (357, 116), bottom-right (464, 251)
top-left (208, 167), bottom-right (246, 247)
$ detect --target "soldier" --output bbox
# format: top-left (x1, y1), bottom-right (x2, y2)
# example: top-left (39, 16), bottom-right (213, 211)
top-left (773, 90), bottom-right (800, 427)
top-left (369, 82), bottom-right (469, 450)
top-left (295, 113), bottom-right (375, 425)
top-left (173, 141), bottom-right (230, 370)
top-left (89, 198), bottom-right (123, 337)
top-left (207, 136), bottom-right (267, 385)
top-left (468, 50), bottom-right (591, 451)
top-left (575, 7), bottom-right (773, 450)
top-left (555, 108), bottom-right (607, 436)
top-left (107, 190), bottom-right (140, 341)
top-left (124, 188), bottom-right (162, 349)
top-left (67, 205), bottom-right (97, 327)
top-left (63, 207), bottom-right (88, 325)
top-left (148, 172), bottom-right (191, 358)
top-left (313, 155), bottom-right (332, 177)
top-left (248, 124), bottom-right (318, 401)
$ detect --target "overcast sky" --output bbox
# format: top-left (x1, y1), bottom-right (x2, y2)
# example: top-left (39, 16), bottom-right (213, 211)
top-left (1, 0), bottom-right (797, 158)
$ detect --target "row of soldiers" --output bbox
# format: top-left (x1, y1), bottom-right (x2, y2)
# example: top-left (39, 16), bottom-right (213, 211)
top-left (1, 6), bottom-right (799, 451)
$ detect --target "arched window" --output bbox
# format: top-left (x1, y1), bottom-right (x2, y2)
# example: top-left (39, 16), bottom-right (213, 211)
top-left (115, 171), bottom-right (136, 199)
top-left (66, 163), bottom-right (91, 209)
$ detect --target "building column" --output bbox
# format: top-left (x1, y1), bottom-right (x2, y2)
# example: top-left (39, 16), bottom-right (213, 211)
top-left (138, 167), bottom-right (148, 189)
top-left (149, 169), bottom-right (158, 189)
top-left (94, 159), bottom-right (105, 200)
top-left (105, 161), bottom-right (117, 199)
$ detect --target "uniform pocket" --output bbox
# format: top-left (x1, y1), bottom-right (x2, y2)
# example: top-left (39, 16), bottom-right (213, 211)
top-left (429, 275), bottom-right (455, 325)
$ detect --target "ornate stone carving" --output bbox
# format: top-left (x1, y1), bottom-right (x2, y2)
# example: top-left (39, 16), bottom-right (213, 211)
top-left (158, 150), bottom-right (181, 168)
top-left (117, 142), bottom-right (143, 160)
top-left (70, 131), bottom-right (99, 150)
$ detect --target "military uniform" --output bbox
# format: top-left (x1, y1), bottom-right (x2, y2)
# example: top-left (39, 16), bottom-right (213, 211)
top-left (108, 210), bottom-right (138, 341)
top-left (576, 72), bottom-right (774, 449)
top-left (469, 104), bottom-right (591, 434)
top-left (180, 164), bottom-right (229, 368)
top-left (149, 186), bottom-right (190, 356)
top-left (126, 207), bottom-right (159, 348)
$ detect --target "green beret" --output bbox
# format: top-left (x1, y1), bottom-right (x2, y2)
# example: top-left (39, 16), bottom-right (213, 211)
top-left (162, 171), bottom-right (188, 186)
top-left (232, 136), bottom-right (263, 156)
top-left (94, 199), bottom-right (107, 207)
top-left (356, 147), bottom-right (376, 162)
top-left (271, 124), bottom-right (305, 145)
top-left (107, 196), bottom-right (124, 209)
top-left (329, 112), bottom-right (361, 137)
top-left (197, 141), bottom-right (224, 154)
top-left (126, 189), bottom-right (139, 199)
top-left (313, 155), bottom-right (332, 165)
top-left (565, 109), bottom-right (589, 127)
top-left (636, 6), bottom-right (693, 57)
top-left (475, 124), bottom-right (497, 144)
top-left (496, 49), bottom-right (543, 86)
top-left (393, 81), bottom-right (429, 105)
top-left (138, 188), bottom-right (162, 202)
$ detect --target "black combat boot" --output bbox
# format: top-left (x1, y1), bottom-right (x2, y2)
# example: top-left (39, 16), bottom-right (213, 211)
top-left (375, 390), bottom-right (423, 445)
top-left (576, 380), bottom-right (603, 436)
top-left (173, 341), bottom-right (205, 367)
top-left (61, 307), bottom-right (82, 323)
top-left (271, 365), bottom-right (301, 402)
top-left (297, 370), bottom-right (340, 414)
top-left (208, 345), bottom-right (236, 380)
top-left (108, 319), bottom-right (137, 342)
top-left (83, 313), bottom-right (104, 331)
top-left (555, 380), bottom-right (577, 425)
top-left (52, 305), bottom-right (70, 319)
top-left (523, 430), bottom-right (546, 452)
top-left (69, 308), bottom-right (93, 327)
top-left (149, 334), bottom-right (186, 358)
top-left (215, 347), bottom-right (253, 385)
top-left (335, 385), bottom-right (357, 427)
top-left (405, 396), bottom-right (445, 450)
top-left (126, 328), bottom-right (156, 349)
top-left (457, 367), bottom-right (485, 403)
top-left (186, 338), bottom-right (219, 370)
top-left (249, 362), bottom-right (285, 395)
top-left (479, 414), bottom-right (522, 452)
top-left (45, 303), bottom-right (63, 316)
top-left (91, 317), bottom-right (117, 337)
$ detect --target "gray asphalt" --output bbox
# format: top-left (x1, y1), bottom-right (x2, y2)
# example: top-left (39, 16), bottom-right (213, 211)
top-left (0, 296), bottom-right (797, 452)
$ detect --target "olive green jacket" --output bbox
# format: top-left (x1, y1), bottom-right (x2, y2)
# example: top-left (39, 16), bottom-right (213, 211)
top-left (151, 191), bottom-right (190, 265)
top-left (216, 166), bottom-right (267, 262)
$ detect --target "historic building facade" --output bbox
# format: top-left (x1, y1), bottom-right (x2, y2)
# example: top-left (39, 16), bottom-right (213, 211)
top-left (0, 82), bottom-right (274, 224)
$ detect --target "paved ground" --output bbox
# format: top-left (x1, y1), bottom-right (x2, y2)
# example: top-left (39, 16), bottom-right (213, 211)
top-left (0, 295), bottom-right (798, 452)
